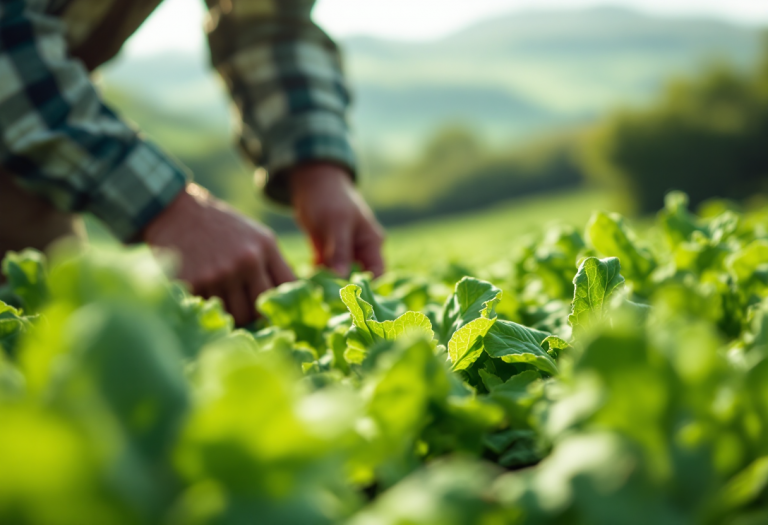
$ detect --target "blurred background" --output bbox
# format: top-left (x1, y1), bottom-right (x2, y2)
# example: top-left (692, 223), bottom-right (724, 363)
top-left (95, 0), bottom-right (768, 269)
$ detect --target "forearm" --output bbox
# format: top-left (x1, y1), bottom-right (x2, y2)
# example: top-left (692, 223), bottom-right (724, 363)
top-left (0, 4), bottom-right (187, 240)
top-left (205, 0), bottom-right (357, 204)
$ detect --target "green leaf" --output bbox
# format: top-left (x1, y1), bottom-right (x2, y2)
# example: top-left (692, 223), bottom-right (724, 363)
top-left (170, 285), bottom-right (232, 359)
top-left (347, 459), bottom-right (501, 525)
top-left (326, 326), bottom-right (351, 374)
top-left (658, 191), bottom-right (703, 247)
top-left (343, 345), bottom-right (368, 366)
top-left (484, 370), bottom-right (542, 424)
top-left (728, 240), bottom-right (768, 284)
top-left (707, 210), bottom-right (740, 243)
top-left (1, 249), bottom-right (48, 314)
top-left (569, 257), bottom-right (625, 329)
top-left (308, 269), bottom-right (348, 314)
top-left (484, 428), bottom-right (528, 455)
top-left (340, 285), bottom-right (433, 355)
top-left (439, 277), bottom-right (502, 345)
top-left (253, 326), bottom-right (296, 353)
top-left (498, 434), bottom-right (542, 468)
top-left (720, 456), bottom-right (768, 509)
top-left (448, 316), bottom-right (496, 371)
top-left (672, 231), bottom-right (729, 274)
top-left (491, 370), bottom-right (541, 398)
top-left (484, 320), bottom-right (558, 375)
top-left (373, 273), bottom-right (430, 312)
top-left (479, 369), bottom-right (504, 391)
top-left (587, 212), bottom-right (655, 282)
top-left (351, 274), bottom-right (400, 322)
top-left (58, 303), bottom-right (189, 462)
top-left (444, 279), bottom-right (508, 372)
top-left (257, 281), bottom-right (332, 349)
top-left (0, 301), bottom-right (32, 355)
top-left (367, 337), bottom-right (446, 439)
top-left (340, 284), bottom-right (375, 347)
top-left (484, 428), bottom-right (543, 468)
top-left (369, 312), bottom-right (434, 342)
top-left (253, 325), bottom-right (317, 372)
top-left (542, 335), bottom-right (570, 353)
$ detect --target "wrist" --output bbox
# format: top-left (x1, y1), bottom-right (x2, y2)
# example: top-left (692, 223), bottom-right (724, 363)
top-left (140, 184), bottom-right (207, 242)
top-left (288, 162), bottom-right (354, 203)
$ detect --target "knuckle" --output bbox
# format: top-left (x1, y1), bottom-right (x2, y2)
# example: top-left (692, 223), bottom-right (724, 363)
top-left (196, 263), bottom-right (237, 288)
top-left (236, 247), bottom-right (263, 271)
top-left (259, 234), bottom-right (279, 253)
top-left (191, 273), bottom-right (218, 292)
top-left (259, 228), bottom-right (277, 244)
top-left (324, 208), bottom-right (352, 225)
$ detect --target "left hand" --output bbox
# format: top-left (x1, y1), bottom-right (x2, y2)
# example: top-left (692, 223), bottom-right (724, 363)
top-left (290, 162), bottom-right (385, 277)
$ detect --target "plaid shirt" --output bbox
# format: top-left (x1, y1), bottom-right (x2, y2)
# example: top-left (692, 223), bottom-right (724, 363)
top-left (0, 0), bottom-right (356, 240)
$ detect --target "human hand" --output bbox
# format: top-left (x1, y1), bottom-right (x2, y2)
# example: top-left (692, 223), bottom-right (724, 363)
top-left (290, 163), bottom-right (385, 277)
top-left (142, 184), bottom-right (295, 326)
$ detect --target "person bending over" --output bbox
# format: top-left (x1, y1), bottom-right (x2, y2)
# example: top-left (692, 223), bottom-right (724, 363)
top-left (0, 0), bottom-right (385, 325)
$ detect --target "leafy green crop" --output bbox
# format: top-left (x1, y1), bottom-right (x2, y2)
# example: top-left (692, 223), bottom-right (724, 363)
top-left (1, 191), bottom-right (768, 524)
top-left (568, 256), bottom-right (625, 329)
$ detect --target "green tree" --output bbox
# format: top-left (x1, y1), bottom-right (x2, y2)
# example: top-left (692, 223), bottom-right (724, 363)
top-left (585, 36), bottom-right (768, 212)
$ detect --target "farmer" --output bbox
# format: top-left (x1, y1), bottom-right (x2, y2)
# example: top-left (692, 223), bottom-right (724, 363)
top-left (0, 0), bottom-right (385, 325)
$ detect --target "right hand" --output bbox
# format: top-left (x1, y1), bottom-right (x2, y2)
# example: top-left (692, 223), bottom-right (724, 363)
top-left (141, 184), bottom-right (295, 326)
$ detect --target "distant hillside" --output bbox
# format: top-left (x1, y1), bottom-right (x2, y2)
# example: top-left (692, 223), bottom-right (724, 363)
top-left (344, 7), bottom-right (762, 154)
top-left (426, 7), bottom-right (756, 57)
top-left (100, 7), bottom-right (763, 162)
top-left (352, 83), bottom-right (563, 155)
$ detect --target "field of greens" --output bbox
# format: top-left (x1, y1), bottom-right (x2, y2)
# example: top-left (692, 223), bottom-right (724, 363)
top-left (2, 192), bottom-right (768, 525)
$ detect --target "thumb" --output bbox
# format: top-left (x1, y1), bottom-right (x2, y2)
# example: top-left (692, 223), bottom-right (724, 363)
top-left (323, 222), bottom-right (353, 277)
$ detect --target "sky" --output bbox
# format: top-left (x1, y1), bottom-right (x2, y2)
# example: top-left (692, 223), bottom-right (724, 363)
top-left (124, 0), bottom-right (768, 57)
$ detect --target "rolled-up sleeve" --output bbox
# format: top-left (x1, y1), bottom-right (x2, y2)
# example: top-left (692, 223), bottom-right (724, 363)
top-left (205, 0), bottom-right (356, 205)
top-left (0, 1), bottom-right (188, 241)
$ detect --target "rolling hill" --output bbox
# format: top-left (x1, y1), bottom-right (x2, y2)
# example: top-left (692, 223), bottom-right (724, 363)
top-left (101, 7), bottom-right (763, 162)
top-left (343, 7), bottom-right (762, 153)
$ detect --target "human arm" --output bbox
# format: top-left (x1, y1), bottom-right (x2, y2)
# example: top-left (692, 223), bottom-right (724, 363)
top-left (0, 2), bottom-right (186, 241)
top-left (0, 3), bottom-right (295, 325)
top-left (205, 0), bottom-right (385, 276)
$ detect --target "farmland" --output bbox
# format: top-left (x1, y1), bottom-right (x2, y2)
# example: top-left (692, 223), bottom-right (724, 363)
top-left (2, 191), bottom-right (768, 524)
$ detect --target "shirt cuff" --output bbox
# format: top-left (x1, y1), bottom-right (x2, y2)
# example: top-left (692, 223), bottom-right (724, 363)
top-left (85, 141), bottom-right (189, 241)
top-left (259, 114), bottom-right (357, 206)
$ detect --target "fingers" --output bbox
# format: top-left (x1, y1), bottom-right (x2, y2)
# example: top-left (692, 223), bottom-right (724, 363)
top-left (314, 214), bottom-right (386, 278)
top-left (247, 262), bottom-right (274, 318)
top-left (201, 261), bottom-right (276, 327)
top-left (194, 283), bottom-right (249, 326)
top-left (223, 258), bottom-right (277, 327)
top-left (224, 286), bottom-right (254, 327)
top-left (355, 222), bottom-right (386, 278)
top-left (193, 245), bottom-right (285, 327)
top-left (323, 222), bottom-right (353, 277)
top-left (310, 235), bottom-right (324, 267)
top-left (266, 244), bottom-right (296, 285)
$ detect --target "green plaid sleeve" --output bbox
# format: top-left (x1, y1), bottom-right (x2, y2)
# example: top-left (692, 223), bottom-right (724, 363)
top-left (0, 1), bottom-right (188, 241)
top-left (205, 0), bottom-right (356, 205)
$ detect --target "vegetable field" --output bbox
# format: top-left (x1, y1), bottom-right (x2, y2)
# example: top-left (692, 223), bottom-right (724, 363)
top-left (2, 192), bottom-right (768, 524)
